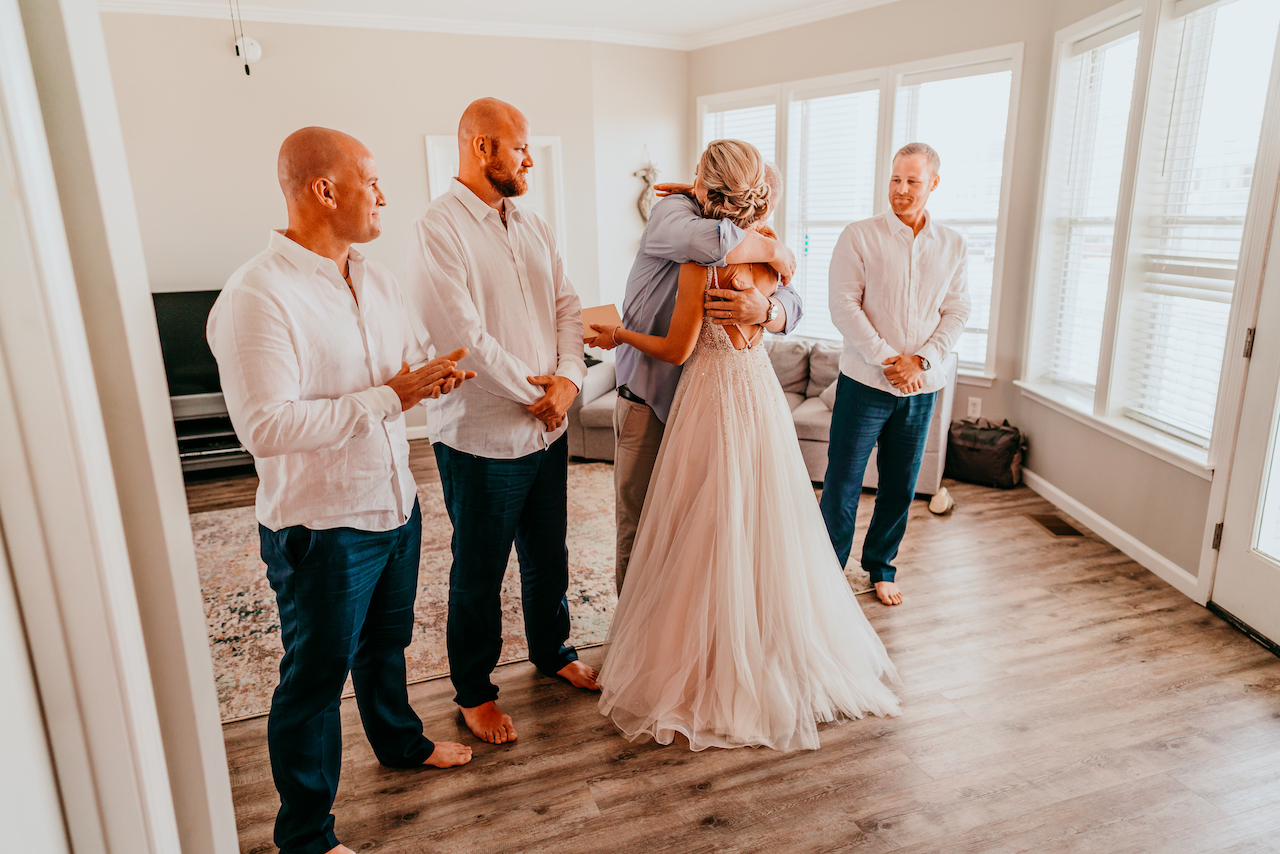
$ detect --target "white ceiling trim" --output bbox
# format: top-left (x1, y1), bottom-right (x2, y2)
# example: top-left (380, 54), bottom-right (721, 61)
top-left (98, 0), bottom-right (906, 52)
top-left (97, 1), bottom-right (690, 50)
top-left (684, 0), bottom-right (903, 49)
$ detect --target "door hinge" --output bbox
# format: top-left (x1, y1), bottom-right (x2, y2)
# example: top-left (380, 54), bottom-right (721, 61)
top-left (1212, 522), bottom-right (1224, 550)
top-left (1243, 327), bottom-right (1255, 359)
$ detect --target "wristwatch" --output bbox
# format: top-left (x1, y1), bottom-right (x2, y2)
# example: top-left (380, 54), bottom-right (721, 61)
top-left (918, 355), bottom-right (931, 371)
top-left (765, 298), bottom-right (781, 324)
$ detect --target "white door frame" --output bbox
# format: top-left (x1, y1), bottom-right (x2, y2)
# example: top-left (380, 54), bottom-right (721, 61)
top-left (1, 0), bottom-right (237, 850)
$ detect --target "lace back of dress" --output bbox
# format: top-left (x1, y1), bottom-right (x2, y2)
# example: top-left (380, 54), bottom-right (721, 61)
top-left (697, 267), bottom-right (738, 356)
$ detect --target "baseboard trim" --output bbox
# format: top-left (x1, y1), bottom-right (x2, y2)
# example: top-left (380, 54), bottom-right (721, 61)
top-left (405, 425), bottom-right (431, 441)
top-left (1021, 468), bottom-right (1202, 602)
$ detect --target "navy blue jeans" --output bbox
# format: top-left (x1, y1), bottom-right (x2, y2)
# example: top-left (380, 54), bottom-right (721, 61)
top-left (434, 436), bottom-right (578, 709)
top-left (820, 374), bottom-right (936, 584)
top-left (261, 500), bottom-right (433, 854)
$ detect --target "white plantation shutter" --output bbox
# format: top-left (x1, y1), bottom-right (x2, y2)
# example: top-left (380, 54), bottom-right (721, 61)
top-left (702, 103), bottom-right (777, 164)
top-left (893, 66), bottom-right (1014, 371)
top-left (784, 86), bottom-right (880, 340)
top-left (1033, 25), bottom-right (1140, 398)
top-left (1121, 0), bottom-right (1280, 445)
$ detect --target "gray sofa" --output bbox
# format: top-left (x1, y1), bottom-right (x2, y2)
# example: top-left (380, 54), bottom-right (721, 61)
top-left (566, 340), bottom-right (956, 494)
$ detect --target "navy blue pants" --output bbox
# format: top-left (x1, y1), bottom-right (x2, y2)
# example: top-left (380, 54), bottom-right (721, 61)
top-left (434, 436), bottom-right (578, 709)
top-left (820, 374), bottom-right (936, 584)
top-left (261, 500), bottom-right (433, 854)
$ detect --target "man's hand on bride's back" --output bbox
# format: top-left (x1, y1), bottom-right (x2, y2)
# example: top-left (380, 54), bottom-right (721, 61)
top-left (653, 182), bottom-right (694, 199)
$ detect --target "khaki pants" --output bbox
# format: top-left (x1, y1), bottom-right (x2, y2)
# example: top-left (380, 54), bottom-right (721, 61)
top-left (613, 395), bottom-right (665, 594)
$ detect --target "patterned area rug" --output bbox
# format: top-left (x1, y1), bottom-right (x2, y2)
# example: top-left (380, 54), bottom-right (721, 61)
top-left (193, 463), bottom-right (872, 722)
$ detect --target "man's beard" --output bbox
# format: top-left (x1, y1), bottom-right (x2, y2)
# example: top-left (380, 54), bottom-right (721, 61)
top-left (486, 160), bottom-right (528, 198)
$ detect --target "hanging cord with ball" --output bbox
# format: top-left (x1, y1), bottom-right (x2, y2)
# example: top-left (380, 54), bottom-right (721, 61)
top-left (228, 0), bottom-right (249, 75)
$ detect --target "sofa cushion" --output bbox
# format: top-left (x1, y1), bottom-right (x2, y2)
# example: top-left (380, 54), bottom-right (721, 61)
top-left (791, 396), bottom-right (832, 442)
top-left (819, 379), bottom-right (838, 410)
top-left (806, 341), bottom-right (843, 399)
top-left (784, 391), bottom-right (805, 412)
top-left (764, 337), bottom-right (811, 395)
top-left (579, 389), bottom-right (617, 429)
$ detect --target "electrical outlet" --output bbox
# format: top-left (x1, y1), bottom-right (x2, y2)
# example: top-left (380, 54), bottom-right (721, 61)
top-left (967, 397), bottom-right (982, 419)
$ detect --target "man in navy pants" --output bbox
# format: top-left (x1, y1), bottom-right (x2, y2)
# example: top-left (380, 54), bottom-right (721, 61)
top-left (821, 143), bottom-right (970, 606)
top-left (209, 127), bottom-right (474, 854)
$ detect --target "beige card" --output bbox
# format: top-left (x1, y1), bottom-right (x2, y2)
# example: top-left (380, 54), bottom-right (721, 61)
top-left (581, 304), bottom-right (622, 343)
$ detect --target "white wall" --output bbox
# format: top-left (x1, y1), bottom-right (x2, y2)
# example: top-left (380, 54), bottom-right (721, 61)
top-left (686, 0), bottom-right (1212, 577)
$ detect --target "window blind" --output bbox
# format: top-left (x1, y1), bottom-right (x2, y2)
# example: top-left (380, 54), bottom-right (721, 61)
top-left (1122, 0), bottom-right (1280, 445)
top-left (702, 103), bottom-right (777, 164)
top-left (784, 87), bottom-right (880, 341)
top-left (893, 69), bottom-right (1013, 371)
top-left (1035, 30), bottom-right (1139, 397)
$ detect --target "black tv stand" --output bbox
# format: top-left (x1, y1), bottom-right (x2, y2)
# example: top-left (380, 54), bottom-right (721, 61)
top-left (172, 393), bottom-right (251, 473)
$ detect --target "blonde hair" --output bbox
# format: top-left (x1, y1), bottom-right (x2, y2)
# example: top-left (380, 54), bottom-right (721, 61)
top-left (894, 142), bottom-right (941, 176)
top-left (698, 139), bottom-right (771, 229)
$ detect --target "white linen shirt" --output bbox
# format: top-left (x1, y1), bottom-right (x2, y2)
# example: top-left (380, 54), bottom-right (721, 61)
top-left (207, 230), bottom-right (425, 532)
top-left (828, 210), bottom-right (971, 397)
top-left (403, 179), bottom-right (586, 459)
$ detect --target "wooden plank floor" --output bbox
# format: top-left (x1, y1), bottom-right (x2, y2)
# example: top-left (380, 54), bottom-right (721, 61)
top-left (207, 469), bottom-right (1280, 854)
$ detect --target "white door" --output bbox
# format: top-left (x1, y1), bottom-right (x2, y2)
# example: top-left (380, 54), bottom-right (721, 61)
top-left (1212, 215), bottom-right (1280, 644)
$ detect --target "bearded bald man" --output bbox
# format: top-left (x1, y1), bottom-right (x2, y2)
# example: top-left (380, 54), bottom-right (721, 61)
top-left (207, 127), bottom-right (475, 854)
top-left (402, 98), bottom-right (597, 747)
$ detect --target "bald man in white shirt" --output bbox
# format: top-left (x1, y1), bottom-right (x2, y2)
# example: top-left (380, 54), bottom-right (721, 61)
top-left (208, 128), bottom-right (475, 854)
top-left (820, 143), bottom-right (970, 607)
top-left (403, 98), bottom-right (598, 748)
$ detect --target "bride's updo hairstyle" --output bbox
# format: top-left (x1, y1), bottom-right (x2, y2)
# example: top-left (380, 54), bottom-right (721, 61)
top-left (698, 139), bottom-right (771, 229)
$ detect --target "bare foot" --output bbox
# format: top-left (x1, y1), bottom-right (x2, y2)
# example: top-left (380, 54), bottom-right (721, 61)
top-left (459, 701), bottom-right (517, 744)
top-left (874, 581), bottom-right (904, 606)
top-left (423, 741), bottom-right (472, 768)
top-left (557, 660), bottom-right (600, 690)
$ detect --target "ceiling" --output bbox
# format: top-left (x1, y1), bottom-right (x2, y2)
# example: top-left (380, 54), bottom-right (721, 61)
top-left (99, 0), bottom-right (903, 50)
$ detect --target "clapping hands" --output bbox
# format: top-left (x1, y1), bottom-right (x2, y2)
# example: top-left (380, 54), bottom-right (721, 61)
top-left (386, 348), bottom-right (475, 411)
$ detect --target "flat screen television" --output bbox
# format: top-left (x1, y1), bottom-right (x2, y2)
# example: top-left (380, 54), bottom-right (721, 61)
top-left (152, 290), bottom-right (222, 397)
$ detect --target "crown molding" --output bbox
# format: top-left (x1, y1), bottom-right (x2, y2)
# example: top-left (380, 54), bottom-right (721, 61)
top-left (98, 0), bottom-right (907, 51)
top-left (96, 1), bottom-right (690, 50)
top-left (687, 0), bottom-right (903, 49)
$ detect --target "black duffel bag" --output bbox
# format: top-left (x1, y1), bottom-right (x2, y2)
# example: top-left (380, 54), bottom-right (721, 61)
top-left (944, 418), bottom-right (1027, 489)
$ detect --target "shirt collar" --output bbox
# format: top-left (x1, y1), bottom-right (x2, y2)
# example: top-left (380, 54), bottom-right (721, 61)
top-left (885, 209), bottom-right (932, 238)
top-left (448, 178), bottom-right (521, 223)
top-left (268, 230), bottom-right (363, 282)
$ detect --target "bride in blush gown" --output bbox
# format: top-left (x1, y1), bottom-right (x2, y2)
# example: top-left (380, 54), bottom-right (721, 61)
top-left (588, 139), bottom-right (901, 752)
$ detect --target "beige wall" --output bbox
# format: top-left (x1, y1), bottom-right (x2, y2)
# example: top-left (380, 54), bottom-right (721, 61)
top-left (101, 12), bottom-right (687, 432)
top-left (102, 13), bottom-right (607, 299)
top-left (687, 0), bottom-right (1212, 576)
top-left (591, 42), bottom-right (690, 309)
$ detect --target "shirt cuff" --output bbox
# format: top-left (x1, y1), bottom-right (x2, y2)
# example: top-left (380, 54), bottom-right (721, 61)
top-left (555, 360), bottom-right (587, 391)
top-left (370, 384), bottom-right (402, 420)
top-left (916, 343), bottom-right (943, 368)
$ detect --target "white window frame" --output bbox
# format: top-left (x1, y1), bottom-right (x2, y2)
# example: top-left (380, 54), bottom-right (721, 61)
top-left (1018, 0), bottom-right (1280, 478)
top-left (884, 45), bottom-right (1024, 381)
top-left (694, 45), bottom-right (1024, 382)
top-left (695, 84), bottom-right (782, 163)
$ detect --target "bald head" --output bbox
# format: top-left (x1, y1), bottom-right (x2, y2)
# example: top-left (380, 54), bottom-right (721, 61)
top-left (277, 126), bottom-right (384, 245)
top-left (278, 126), bottom-right (369, 201)
top-left (457, 97), bottom-right (533, 200)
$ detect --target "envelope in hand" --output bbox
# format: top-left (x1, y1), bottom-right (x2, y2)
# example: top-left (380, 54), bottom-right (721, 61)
top-left (581, 304), bottom-right (623, 343)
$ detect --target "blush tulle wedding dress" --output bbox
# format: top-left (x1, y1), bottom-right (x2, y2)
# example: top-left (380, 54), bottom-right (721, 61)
top-left (598, 270), bottom-right (902, 752)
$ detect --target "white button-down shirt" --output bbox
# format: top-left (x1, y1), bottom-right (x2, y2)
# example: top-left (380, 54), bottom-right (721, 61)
top-left (829, 210), bottom-right (970, 397)
top-left (208, 230), bottom-right (425, 532)
top-left (404, 179), bottom-right (586, 459)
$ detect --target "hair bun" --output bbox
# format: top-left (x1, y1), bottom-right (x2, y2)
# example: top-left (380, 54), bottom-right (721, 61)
top-left (698, 139), bottom-right (771, 229)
